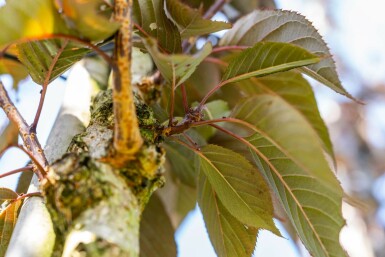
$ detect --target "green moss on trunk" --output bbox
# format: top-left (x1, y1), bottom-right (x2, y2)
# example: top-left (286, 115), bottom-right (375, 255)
top-left (43, 90), bottom-right (165, 256)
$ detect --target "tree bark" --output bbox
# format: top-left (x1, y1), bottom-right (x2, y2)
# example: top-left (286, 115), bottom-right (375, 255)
top-left (6, 63), bottom-right (92, 257)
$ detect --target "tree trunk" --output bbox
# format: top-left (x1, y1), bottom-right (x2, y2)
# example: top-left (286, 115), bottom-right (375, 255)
top-left (7, 59), bottom-right (161, 256)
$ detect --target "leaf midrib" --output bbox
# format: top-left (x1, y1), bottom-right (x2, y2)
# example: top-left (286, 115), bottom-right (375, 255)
top-left (244, 139), bottom-right (330, 256)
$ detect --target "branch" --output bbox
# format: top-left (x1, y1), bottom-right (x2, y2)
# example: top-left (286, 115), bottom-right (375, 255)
top-left (0, 81), bottom-right (48, 177)
top-left (112, 0), bottom-right (143, 157)
top-left (30, 40), bottom-right (69, 132)
top-left (203, 0), bottom-right (228, 19)
top-left (0, 166), bottom-right (33, 179)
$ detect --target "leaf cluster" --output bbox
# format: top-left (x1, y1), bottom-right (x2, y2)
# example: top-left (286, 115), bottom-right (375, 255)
top-left (0, 0), bottom-right (354, 257)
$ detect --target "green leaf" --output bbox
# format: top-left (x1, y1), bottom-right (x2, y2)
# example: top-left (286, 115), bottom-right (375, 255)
top-left (0, 58), bottom-right (28, 89)
top-left (133, 0), bottom-right (182, 53)
top-left (0, 188), bottom-right (18, 201)
top-left (198, 172), bottom-right (258, 257)
top-left (0, 0), bottom-right (70, 47)
top-left (247, 133), bottom-right (346, 257)
top-left (232, 95), bottom-right (341, 188)
top-left (56, 0), bottom-right (119, 41)
top-left (17, 40), bottom-right (90, 85)
top-left (164, 140), bottom-right (197, 187)
top-left (0, 201), bottom-right (22, 256)
top-left (221, 42), bottom-right (319, 85)
top-left (194, 100), bottom-right (230, 140)
top-left (165, 0), bottom-right (231, 38)
top-left (237, 71), bottom-right (335, 164)
top-left (140, 194), bottom-right (177, 257)
top-left (197, 144), bottom-right (278, 233)
top-left (232, 94), bottom-right (345, 257)
top-left (164, 129), bottom-right (205, 187)
top-left (144, 38), bottom-right (212, 88)
top-left (0, 121), bottom-right (19, 158)
top-left (220, 10), bottom-right (354, 100)
top-left (156, 165), bottom-right (197, 228)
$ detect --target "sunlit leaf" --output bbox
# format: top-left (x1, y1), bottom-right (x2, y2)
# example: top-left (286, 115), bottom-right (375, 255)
top-left (144, 38), bottom-right (212, 88)
top-left (232, 94), bottom-right (345, 257)
top-left (197, 144), bottom-right (278, 233)
top-left (198, 172), bottom-right (258, 257)
top-left (221, 42), bottom-right (319, 85)
top-left (164, 129), bottom-right (205, 186)
top-left (220, 10), bottom-right (355, 100)
top-left (237, 71), bottom-right (335, 164)
top-left (0, 0), bottom-right (70, 47)
top-left (247, 133), bottom-right (346, 257)
top-left (17, 40), bottom-right (90, 85)
top-left (0, 200), bottom-right (22, 256)
top-left (140, 194), bottom-right (177, 257)
top-left (0, 121), bottom-right (18, 158)
top-left (0, 188), bottom-right (18, 201)
top-left (133, 0), bottom-right (182, 53)
top-left (165, 0), bottom-right (231, 38)
top-left (56, 0), bottom-right (120, 41)
top-left (232, 95), bottom-right (340, 188)
top-left (0, 58), bottom-right (28, 89)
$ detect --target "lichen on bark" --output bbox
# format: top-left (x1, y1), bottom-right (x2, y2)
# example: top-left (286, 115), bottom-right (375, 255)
top-left (42, 89), bottom-right (165, 257)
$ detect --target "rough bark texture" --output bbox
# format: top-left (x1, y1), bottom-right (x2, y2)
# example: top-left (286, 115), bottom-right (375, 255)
top-left (43, 88), bottom-right (165, 256)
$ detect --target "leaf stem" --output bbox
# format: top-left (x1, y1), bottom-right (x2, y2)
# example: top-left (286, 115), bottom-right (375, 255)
top-left (203, 57), bottom-right (228, 66)
top-left (0, 166), bottom-right (33, 179)
top-left (203, 0), bottom-right (228, 19)
top-left (197, 80), bottom-right (226, 110)
top-left (180, 84), bottom-right (189, 113)
top-left (30, 40), bottom-right (69, 133)
top-left (168, 67), bottom-right (177, 126)
top-left (14, 192), bottom-right (42, 202)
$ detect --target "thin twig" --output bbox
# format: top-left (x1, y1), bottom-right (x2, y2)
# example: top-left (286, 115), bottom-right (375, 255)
top-left (203, 57), bottom-right (228, 66)
top-left (0, 166), bottom-right (33, 179)
top-left (203, 0), bottom-right (228, 19)
top-left (30, 40), bottom-right (69, 132)
top-left (198, 80), bottom-right (226, 109)
top-left (180, 84), bottom-right (189, 113)
top-left (14, 192), bottom-right (42, 202)
top-left (112, 0), bottom-right (143, 156)
top-left (0, 81), bottom-right (48, 178)
top-left (182, 132), bottom-right (199, 150)
top-left (169, 136), bottom-right (199, 153)
top-left (168, 66), bottom-right (177, 126)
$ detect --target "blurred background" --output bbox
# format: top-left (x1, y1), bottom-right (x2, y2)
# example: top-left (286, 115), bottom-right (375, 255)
top-left (1, 0), bottom-right (385, 256)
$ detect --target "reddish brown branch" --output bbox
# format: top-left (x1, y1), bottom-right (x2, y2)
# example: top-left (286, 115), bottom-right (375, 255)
top-left (0, 166), bottom-right (33, 179)
top-left (0, 81), bottom-right (48, 178)
top-left (203, 0), bottom-right (228, 19)
top-left (30, 40), bottom-right (69, 132)
top-left (180, 84), bottom-right (189, 113)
